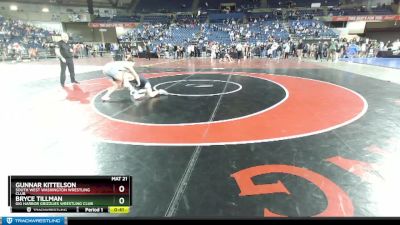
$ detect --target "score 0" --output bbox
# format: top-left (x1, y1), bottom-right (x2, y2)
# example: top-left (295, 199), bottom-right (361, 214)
top-left (111, 176), bottom-right (130, 206)
top-left (117, 185), bottom-right (127, 205)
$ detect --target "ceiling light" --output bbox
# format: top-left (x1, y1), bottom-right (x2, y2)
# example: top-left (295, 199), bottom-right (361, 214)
top-left (10, 5), bottom-right (18, 11)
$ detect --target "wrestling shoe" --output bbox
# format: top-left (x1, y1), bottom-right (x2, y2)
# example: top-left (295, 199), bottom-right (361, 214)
top-left (101, 96), bottom-right (111, 102)
top-left (158, 89), bottom-right (168, 95)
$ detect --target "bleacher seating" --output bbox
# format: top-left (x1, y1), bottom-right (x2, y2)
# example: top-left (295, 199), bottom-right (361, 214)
top-left (268, 0), bottom-right (339, 8)
top-left (369, 7), bottom-right (393, 15)
top-left (205, 26), bottom-right (231, 44)
top-left (297, 9), bottom-right (324, 17)
top-left (0, 15), bottom-right (58, 60)
top-left (143, 15), bottom-right (172, 24)
top-left (93, 16), bottom-right (141, 23)
top-left (246, 12), bottom-right (275, 21)
top-left (176, 14), bottom-right (196, 23)
top-left (169, 25), bottom-right (201, 45)
top-left (247, 21), bottom-right (289, 42)
top-left (342, 7), bottom-right (393, 15)
top-left (0, 16), bottom-right (55, 49)
top-left (199, 13), bottom-right (208, 23)
top-left (136, 0), bottom-right (192, 13)
top-left (289, 19), bottom-right (338, 39)
top-left (199, 0), bottom-right (261, 10)
top-left (208, 12), bottom-right (244, 23)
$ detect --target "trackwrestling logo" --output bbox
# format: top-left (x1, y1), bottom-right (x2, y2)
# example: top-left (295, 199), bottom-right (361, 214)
top-left (2, 217), bottom-right (64, 225)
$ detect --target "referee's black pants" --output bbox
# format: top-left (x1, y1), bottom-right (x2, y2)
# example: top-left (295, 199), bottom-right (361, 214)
top-left (60, 58), bottom-right (77, 86)
top-left (146, 51), bottom-right (151, 60)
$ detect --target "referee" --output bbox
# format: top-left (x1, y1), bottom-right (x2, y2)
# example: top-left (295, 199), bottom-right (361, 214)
top-left (55, 33), bottom-right (79, 87)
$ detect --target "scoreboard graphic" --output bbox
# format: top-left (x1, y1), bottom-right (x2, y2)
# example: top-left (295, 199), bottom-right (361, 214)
top-left (8, 176), bottom-right (132, 214)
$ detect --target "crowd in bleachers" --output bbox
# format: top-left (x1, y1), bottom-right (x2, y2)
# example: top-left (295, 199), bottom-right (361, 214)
top-left (143, 15), bottom-right (174, 24)
top-left (118, 3), bottom-right (395, 25)
top-left (337, 38), bottom-right (400, 58)
top-left (2, 0), bottom-right (397, 63)
top-left (176, 14), bottom-right (201, 24)
top-left (285, 38), bottom-right (400, 62)
top-left (268, 0), bottom-right (339, 8)
top-left (328, 4), bottom-right (394, 16)
top-left (116, 10), bottom-right (399, 63)
top-left (0, 15), bottom-right (110, 62)
top-left (116, 14), bottom-right (340, 62)
top-left (136, 0), bottom-right (193, 13)
top-left (289, 19), bottom-right (338, 39)
top-left (131, 37), bottom-right (400, 63)
top-left (0, 15), bottom-right (59, 61)
top-left (199, 0), bottom-right (261, 11)
top-left (93, 15), bottom-right (141, 23)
